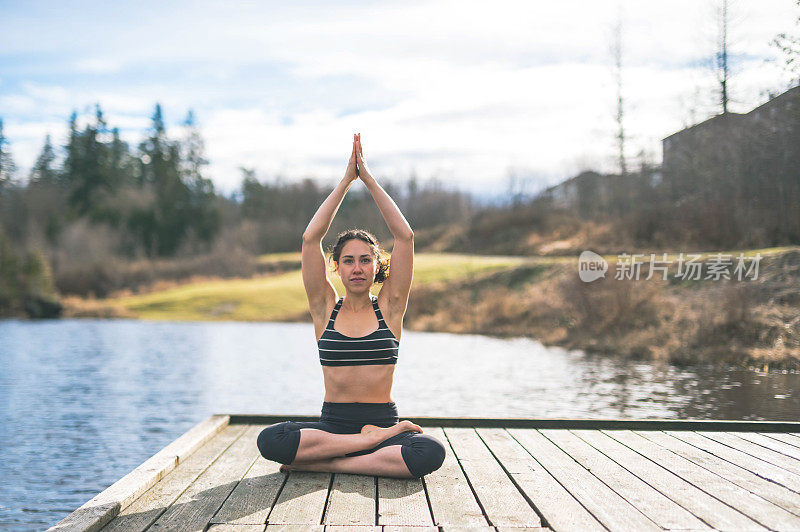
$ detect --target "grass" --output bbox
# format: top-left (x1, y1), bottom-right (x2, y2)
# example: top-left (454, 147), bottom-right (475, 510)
top-left (99, 246), bottom-right (800, 323)
top-left (109, 252), bottom-right (527, 322)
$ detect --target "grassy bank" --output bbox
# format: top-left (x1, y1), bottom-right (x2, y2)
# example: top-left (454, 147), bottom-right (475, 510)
top-left (63, 248), bottom-right (800, 369)
top-left (90, 253), bottom-right (529, 322)
top-left (403, 247), bottom-right (800, 369)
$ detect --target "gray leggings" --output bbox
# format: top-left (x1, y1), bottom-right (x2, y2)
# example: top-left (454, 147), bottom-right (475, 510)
top-left (256, 401), bottom-right (446, 478)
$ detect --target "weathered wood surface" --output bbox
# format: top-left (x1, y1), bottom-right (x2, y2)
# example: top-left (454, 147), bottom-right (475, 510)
top-left (49, 414), bottom-right (230, 532)
top-left (58, 418), bottom-right (800, 532)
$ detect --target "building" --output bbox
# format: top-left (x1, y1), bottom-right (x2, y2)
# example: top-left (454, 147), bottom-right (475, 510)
top-left (662, 85), bottom-right (800, 176)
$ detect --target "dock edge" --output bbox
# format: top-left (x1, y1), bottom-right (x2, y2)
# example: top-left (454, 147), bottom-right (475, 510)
top-left (47, 414), bottom-right (230, 532)
top-left (224, 414), bottom-right (800, 432)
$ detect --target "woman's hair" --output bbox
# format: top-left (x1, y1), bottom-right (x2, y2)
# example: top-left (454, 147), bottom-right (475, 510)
top-left (328, 229), bottom-right (389, 284)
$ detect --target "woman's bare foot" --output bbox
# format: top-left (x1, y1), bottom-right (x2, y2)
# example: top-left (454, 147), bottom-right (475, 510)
top-left (281, 459), bottom-right (332, 473)
top-left (361, 420), bottom-right (422, 446)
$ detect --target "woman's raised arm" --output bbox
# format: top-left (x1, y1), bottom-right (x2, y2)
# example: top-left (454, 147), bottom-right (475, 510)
top-left (355, 134), bottom-right (413, 240)
top-left (301, 136), bottom-right (359, 316)
top-left (355, 134), bottom-right (414, 314)
top-left (302, 137), bottom-right (359, 242)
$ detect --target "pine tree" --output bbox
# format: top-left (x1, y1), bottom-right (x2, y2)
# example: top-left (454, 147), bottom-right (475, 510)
top-left (108, 127), bottom-right (135, 188)
top-left (63, 111), bottom-right (80, 188)
top-left (0, 118), bottom-right (18, 192)
top-left (67, 104), bottom-right (113, 215)
top-left (29, 134), bottom-right (59, 185)
top-left (180, 110), bottom-right (220, 244)
top-left (137, 103), bottom-right (191, 255)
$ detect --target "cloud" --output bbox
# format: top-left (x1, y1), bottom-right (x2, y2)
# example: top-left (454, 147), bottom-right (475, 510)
top-left (0, 0), bottom-right (796, 195)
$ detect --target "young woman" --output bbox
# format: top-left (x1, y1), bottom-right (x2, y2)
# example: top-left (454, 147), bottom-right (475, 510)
top-left (256, 134), bottom-right (446, 478)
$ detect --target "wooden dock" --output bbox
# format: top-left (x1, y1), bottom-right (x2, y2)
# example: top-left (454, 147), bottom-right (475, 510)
top-left (50, 415), bottom-right (800, 531)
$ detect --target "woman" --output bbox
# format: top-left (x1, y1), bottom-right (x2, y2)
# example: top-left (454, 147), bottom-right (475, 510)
top-left (256, 134), bottom-right (446, 479)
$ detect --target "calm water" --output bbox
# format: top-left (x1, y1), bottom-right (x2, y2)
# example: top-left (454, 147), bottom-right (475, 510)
top-left (1, 319), bottom-right (799, 530)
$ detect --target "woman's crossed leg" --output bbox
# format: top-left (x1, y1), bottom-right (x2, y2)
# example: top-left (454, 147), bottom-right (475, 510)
top-left (257, 421), bottom-right (445, 479)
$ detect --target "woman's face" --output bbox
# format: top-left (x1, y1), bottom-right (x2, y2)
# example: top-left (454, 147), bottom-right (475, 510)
top-left (336, 239), bottom-right (376, 292)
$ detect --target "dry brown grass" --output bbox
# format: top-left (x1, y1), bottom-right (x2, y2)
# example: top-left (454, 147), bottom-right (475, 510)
top-left (404, 251), bottom-right (800, 369)
top-left (60, 295), bottom-right (136, 319)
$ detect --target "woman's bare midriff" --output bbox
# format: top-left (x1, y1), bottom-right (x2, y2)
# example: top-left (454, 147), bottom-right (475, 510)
top-left (322, 364), bottom-right (395, 403)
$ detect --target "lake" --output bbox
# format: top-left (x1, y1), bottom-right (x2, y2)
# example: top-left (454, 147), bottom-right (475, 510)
top-left (1, 318), bottom-right (798, 530)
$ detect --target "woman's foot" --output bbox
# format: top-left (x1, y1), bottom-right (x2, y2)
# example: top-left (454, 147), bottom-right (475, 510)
top-left (361, 420), bottom-right (422, 447)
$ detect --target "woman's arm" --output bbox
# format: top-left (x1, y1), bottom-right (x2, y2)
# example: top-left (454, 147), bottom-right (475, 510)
top-left (301, 137), bottom-right (359, 316)
top-left (355, 135), bottom-right (413, 241)
top-left (302, 138), bottom-right (359, 242)
top-left (355, 135), bottom-right (414, 315)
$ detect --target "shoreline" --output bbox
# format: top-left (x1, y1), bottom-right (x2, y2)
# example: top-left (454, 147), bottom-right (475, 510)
top-left (12, 248), bottom-right (799, 371)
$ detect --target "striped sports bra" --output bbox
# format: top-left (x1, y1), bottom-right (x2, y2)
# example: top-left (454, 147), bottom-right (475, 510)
top-left (318, 294), bottom-right (400, 366)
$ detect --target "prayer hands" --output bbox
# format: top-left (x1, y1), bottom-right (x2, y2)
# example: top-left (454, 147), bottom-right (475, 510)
top-left (343, 134), bottom-right (359, 184)
top-left (354, 133), bottom-right (373, 182)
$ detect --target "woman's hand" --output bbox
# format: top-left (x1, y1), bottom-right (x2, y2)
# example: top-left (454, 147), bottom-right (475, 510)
top-left (355, 133), bottom-right (374, 182)
top-left (343, 134), bottom-right (359, 183)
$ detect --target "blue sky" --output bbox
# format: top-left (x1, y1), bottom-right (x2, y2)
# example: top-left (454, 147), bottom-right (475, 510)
top-left (1, 0), bottom-right (797, 197)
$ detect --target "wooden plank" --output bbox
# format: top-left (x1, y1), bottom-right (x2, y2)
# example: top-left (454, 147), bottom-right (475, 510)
top-left (541, 429), bottom-right (708, 530)
top-left (627, 430), bottom-right (800, 530)
top-left (227, 415), bottom-right (800, 431)
top-left (574, 429), bottom-right (763, 531)
top-left (208, 525), bottom-right (266, 531)
top-left (761, 432), bottom-right (800, 449)
top-left (323, 474), bottom-right (376, 525)
top-left (267, 469), bottom-right (330, 524)
top-left (266, 526), bottom-right (323, 532)
top-left (376, 475), bottom-right (431, 526)
top-left (444, 427), bottom-right (540, 528)
top-left (738, 431), bottom-right (800, 459)
top-left (439, 528), bottom-right (496, 532)
top-left (666, 430), bottom-right (800, 493)
top-left (103, 424), bottom-right (248, 531)
top-left (494, 528), bottom-right (549, 532)
top-left (383, 524), bottom-right (439, 532)
top-left (606, 430), bottom-right (773, 529)
top-left (477, 428), bottom-right (603, 531)
top-left (323, 526), bottom-right (379, 532)
top-left (422, 427), bottom-right (487, 527)
top-left (210, 446), bottom-right (287, 525)
top-left (148, 425), bottom-right (264, 531)
top-left (697, 431), bottom-right (800, 477)
top-left (49, 414), bottom-right (230, 532)
top-left (510, 428), bottom-right (661, 531)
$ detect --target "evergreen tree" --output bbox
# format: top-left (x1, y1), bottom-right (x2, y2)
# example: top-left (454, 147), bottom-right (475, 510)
top-left (136, 103), bottom-right (191, 256)
top-left (240, 167), bottom-right (266, 218)
top-left (29, 134), bottom-right (59, 185)
top-left (180, 110), bottom-right (220, 244)
top-left (63, 105), bottom-right (117, 214)
top-left (63, 111), bottom-right (79, 188)
top-left (0, 118), bottom-right (18, 192)
top-left (108, 127), bottom-right (136, 187)
top-left (137, 103), bottom-right (171, 187)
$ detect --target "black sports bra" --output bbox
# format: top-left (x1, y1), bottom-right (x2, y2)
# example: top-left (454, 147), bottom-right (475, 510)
top-left (318, 294), bottom-right (400, 366)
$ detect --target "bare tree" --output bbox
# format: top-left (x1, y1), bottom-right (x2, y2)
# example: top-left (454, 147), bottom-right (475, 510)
top-left (717, 0), bottom-right (731, 113)
top-left (771, 0), bottom-right (800, 86)
top-left (610, 7), bottom-right (628, 176)
top-left (708, 0), bottom-right (746, 114)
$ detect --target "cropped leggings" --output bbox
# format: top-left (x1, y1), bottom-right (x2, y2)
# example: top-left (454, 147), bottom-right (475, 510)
top-left (256, 401), bottom-right (446, 478)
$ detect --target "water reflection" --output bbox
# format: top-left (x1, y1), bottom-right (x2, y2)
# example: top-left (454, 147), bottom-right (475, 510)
top-left (1, 318), bottom-right (798, 530)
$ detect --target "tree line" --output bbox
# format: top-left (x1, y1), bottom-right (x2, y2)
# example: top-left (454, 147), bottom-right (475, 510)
top-left (0, 106), bottom-right (474, 311)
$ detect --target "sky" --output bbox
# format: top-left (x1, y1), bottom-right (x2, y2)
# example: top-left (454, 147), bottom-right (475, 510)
top-left (0, 0), bottom-right (797, 199)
